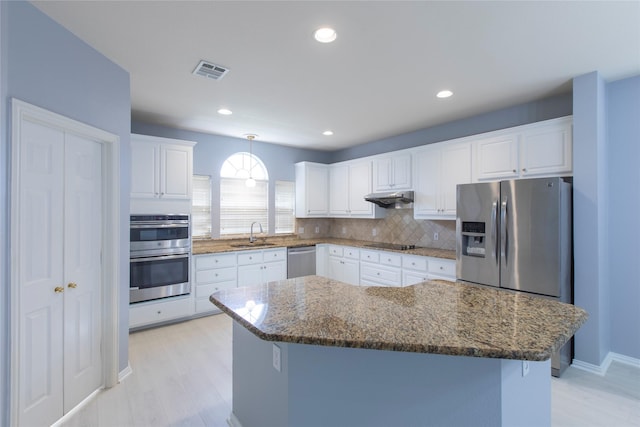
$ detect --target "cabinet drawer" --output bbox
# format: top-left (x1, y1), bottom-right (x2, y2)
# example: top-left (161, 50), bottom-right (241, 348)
top-left (343, 247), bottom-right (360, 259)
top-left (129, 296), bottom-right (192, 328)
top-left (196, 280), bottom-right (236, 298)
top-left (402, 255), bottom-right (428, 271)
top-left (428, 258), bottom-right (456, 278)
top-left (360, 250), bottom-right (379, 263)
top-left (329, 245), bottom-right (343, 257)
top-left (360, 263), bottom-right (402, 286)
top-left (195, 298), bottom-right (220, 314)
top-left (196, 266), bottom-right (236, 284)
top-left (263, 248), bottom-right (286, 263)
top-left (237, 250), bottom-right (263, 265)
top-left (379, 252), bottom-right (402, 267)
top-left (195, 253), bottom-right (236, 270)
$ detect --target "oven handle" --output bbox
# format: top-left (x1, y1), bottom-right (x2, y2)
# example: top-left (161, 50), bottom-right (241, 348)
top-left (130, 254), bottom-right (190, 263)
top-left (131, 223), bottom-right (189, 229)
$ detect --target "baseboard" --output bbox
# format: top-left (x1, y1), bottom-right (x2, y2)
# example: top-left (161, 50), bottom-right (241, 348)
top-left (118, 362), bottom-right (133, 382)
top-left (227, 412), bottom-right (244, 427)
top-left (51, 387), bottom-right (102, 427)
top-left (572, 351), bottom-right (640, 376)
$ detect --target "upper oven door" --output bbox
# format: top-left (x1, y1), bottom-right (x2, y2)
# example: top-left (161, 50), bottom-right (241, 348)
top-left (130, 217), bottom-right (190, 254)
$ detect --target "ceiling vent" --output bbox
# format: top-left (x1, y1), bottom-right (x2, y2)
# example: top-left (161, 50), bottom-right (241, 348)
top-left (192, 60), bottom-right (229, 81)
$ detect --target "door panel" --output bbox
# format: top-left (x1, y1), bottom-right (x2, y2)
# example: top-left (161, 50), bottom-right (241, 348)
top-left (64, 134), bottom-right (103, 411)
top-left (19, 120), bottom-right (65, 426)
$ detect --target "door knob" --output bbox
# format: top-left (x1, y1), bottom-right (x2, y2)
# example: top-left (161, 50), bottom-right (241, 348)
top-left (54, 286), bottom-right (64, 293)
top-left (68, 282), bottom-right (78, 289)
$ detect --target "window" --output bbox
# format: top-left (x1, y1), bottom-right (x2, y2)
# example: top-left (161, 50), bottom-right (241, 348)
top-left (192, 175), bottom-right (212, 238)
top-left (220, 152), bottom-right (269, 235)
top-left (275, 181), bottom-right (295, 234)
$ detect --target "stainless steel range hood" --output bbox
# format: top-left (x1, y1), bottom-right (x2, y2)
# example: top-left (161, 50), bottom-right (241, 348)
top-left (364, 190), bottom-right (414, 209)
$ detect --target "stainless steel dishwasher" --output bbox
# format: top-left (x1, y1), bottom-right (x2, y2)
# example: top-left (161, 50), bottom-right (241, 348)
top-left (287, 245), bottom-right (316, 278)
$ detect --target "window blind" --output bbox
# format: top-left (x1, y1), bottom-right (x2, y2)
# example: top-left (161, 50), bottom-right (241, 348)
top-left (192, 175), bottom-right (212, 238)
top-left (275, 180), bottom-right (295, 234)
top-left (220, 178), bottom-right (268, 235)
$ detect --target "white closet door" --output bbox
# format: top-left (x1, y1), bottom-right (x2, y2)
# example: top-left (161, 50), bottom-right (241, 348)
top-left (18, 120), bottom-right (65, 426)
top-left (63, 133), bottom-right (103, 412)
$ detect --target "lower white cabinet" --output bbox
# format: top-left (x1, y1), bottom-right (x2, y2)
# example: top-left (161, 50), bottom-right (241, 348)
top-left (402, 255), bottom-right (430, 285)
top-left (328, 246), bottom-right (360, 285)
top-left (193, 252), bottom-right (238, 314)
top-left (129, 294), bottom-right (193, 329)
top-left (427, 258), bottom-right (456, 281)
top-left (360, 249), bottom-right (402, 286)
top-left (237, 248), bottom-right (287, 287)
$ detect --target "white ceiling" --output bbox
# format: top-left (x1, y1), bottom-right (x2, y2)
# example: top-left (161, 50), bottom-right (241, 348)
top-left (32, 1), bottom-right (640, 151)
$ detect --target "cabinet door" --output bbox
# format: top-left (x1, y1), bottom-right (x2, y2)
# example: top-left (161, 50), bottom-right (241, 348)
top-left (328, 256), bottom-right (342, 281)
top-left (413, 147), bottom-right (441, 217)
top-left (130, 141), bottom-right (159, 198)
top-left (342, 258), bottom-right (360, 285)
top-left (237, 264), bottom-right (264, 287)
top-left (440, 143), bottom-right (471, 216)
top-left (373, 157), bottom-right (393, 190)
top-left (348, 161), bottom-right (373, 216)
top-left (306, 164), bottom-right (329, 216)
top-left (329, 164), bottom-right (350, 216)
top-left (263, 261), bottom-right (287, 283)
top-left (520, 122), bottom-right (572, 177)
top-left (403, 271), bottom-right (429, 286)
top-left (474, 135), bottom-right (519, 181)
top-left (391, 154), bottom-right (412, 189)
top-left (160, 144), bottom-right (192, 199)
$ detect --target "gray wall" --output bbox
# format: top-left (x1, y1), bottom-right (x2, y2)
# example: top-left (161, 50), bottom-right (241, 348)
top-left (131, 121), bottom-right (331, 237)
top-left (1, 4), bottom-right (131, 422)
top-left (330, 93), bottom-right (573, 162)
top-left (606, 75), bottom-right (640, 359)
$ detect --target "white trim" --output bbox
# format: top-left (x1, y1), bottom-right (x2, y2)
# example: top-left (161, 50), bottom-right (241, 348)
top-left (227, 412), bottom-right (245, 427)
top-left (9, 98), bottom-right (121, 425)
top-left (572, 351), bottom-right (640, 376)
top-left (118, 363), bottom-right (133, 383)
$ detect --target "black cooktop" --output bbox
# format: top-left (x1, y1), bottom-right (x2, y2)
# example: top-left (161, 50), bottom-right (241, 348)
top-left (364, 242), bottom-right (417, 251)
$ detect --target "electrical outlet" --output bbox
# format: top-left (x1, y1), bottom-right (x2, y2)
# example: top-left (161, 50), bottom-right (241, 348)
top-left (315, 225), bottom-right (320, 234)
top-left (372, 228), bottom-right (377, 237)
top-left (522, 361), bottom-right (530, 377)
top-left (273, 344), bottom-right (281, 372)
top-left (342, 226), bottom-right (346, 234)
top-left (298, 227), bottom-right (305, 234)
top-left (433, 232), bottom-right (439, 241)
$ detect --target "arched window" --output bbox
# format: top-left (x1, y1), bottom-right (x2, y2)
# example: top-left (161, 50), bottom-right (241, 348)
top-left (220, 152), bottom-right (269, 235)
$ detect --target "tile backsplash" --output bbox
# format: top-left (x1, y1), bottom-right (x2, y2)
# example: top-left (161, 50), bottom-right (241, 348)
top-left (296, 209), bottom-right (456, 250)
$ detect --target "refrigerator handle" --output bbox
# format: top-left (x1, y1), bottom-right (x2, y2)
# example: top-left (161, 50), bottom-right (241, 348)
top-left (501, 197), bottom-right (508, 266)
top-left (491, 200), bottom-right (499, 266)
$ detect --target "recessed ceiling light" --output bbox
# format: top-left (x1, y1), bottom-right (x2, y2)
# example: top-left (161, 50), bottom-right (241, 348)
top-left (436, 90), bottom-right (453, 99)
top-left (314, 27), bottom-right (337, 43)
top-left (217, 108), bottom-right (233, 115)
top-left (323, 130), bottom-right (334, 136)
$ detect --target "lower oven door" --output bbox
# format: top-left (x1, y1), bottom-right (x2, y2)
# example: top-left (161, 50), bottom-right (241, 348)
top-left (130, 253), bottom-right (190, 303)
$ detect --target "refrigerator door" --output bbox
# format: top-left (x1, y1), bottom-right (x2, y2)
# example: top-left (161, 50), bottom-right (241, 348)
top-left (499, 178), bottom-right (570, 297)
top-left (456, 181), bottom-right (500, 287)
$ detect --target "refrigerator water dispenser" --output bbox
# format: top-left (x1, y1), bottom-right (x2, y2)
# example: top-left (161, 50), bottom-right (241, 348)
top-left (461, 222), bottom-right (486, 257)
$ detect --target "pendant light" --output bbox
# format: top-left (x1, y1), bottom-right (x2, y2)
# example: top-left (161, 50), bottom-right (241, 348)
top-left (245, 134), bottom-right (257, 188)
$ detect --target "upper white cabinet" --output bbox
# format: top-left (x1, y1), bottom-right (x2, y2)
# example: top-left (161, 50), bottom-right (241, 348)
top-left (130, 134), bottom-right (196, 213)
top-left (295, 162), bottom-right (329, 218)
top-left (473, 116), bottom-right (572, 181)
top-left (413, 141), bottom-right (472, 219)
top-left (373, 153), bottom-right (412, 191)
top-left (329, 159), bottom-right (384, 218)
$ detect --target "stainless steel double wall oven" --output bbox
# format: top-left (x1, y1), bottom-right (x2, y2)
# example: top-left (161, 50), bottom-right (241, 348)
top-left (129, 214), bottom-right (191, 303)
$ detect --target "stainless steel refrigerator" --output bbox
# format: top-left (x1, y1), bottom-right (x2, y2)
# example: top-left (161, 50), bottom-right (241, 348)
top-left (456, 177), bottom-right (572, 376)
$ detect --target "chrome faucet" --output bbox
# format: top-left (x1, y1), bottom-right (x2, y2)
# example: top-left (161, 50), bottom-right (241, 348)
top-left (249, 222), bottom-right (263, 243)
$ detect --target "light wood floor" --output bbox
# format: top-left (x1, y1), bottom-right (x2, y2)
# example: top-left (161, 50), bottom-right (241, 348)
top-left (61, 314), bottom-right (640, 427)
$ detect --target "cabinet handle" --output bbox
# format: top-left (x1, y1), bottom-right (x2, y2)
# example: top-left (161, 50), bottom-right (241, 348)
top-left (512, 169), bottom-right (517, 173)
top-left (67, 282), bottom-right (77, 289)
top-left (522, 168), bottom-right (527, 172)
top-left (440, 266), bottom-right (444, 270)
top-left (54, 286), bottom-right (64, 293)
top-left (215, 273), bottom-right (218, 277)
top-left (215, 259), bottom-right (219, 263)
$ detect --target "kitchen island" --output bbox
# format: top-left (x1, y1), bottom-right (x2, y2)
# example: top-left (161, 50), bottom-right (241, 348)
top-left (210, 276), bottom-right (587, 427)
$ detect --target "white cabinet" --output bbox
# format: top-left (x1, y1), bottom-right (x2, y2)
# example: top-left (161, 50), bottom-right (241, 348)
top-left (193, 253), bottom-right (238, 314)
top-left (373, 153), bottom-right (412, 191)
top-left (402, 255), bottom-right (430, 286)
top-left (295, 162), bottom-right (329, 217)
top-left (328, 246), bottom-right (360, 285)
top-left (129, 295), bottom-right (193, 328)
top-left (414, 141), bottom-right (471, 219)
top-left (360, 250), bottom-right (402, 287)
top-left (316, 244), bottom-right (329, 277)
top-left (329, 160), bottom-right (383, 218)
top-left (427, 258), bottom-right (456, 281)
top-left (238, 248), bottom-right (287, 287)
top-left (473, 116), bottom-right (573, 181)
top-left (130, 134), bottom-right (195, 200)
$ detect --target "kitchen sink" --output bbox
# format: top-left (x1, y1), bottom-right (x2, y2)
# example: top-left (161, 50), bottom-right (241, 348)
top-left (229, 242), bottom-right (276, 248)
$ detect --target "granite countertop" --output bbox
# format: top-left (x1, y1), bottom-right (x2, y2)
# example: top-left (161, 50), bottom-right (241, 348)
top-left (210, 276), bottom-right (588, 361)
top-left (193, 237), bottom-right (456, 260)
